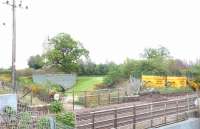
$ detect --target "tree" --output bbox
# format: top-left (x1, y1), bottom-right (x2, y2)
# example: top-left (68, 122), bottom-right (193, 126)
top-left (45, 33), bottom-right (89, 73)
top-left (141, 46), bottom-right (170, 59)
top-left (28, 55), bottom-right (44, 69)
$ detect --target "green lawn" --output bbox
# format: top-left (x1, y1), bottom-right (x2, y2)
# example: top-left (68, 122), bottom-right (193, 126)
top-left (158, 86), bottom-right (194, 94)
top-left (68, 76), bottom-right (104, 92)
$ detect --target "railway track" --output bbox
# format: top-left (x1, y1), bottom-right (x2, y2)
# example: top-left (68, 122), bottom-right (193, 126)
top-left (76, 94), bottom-right (199, 129)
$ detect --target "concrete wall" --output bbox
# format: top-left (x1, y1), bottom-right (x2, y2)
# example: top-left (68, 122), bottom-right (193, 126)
top-left (32, 74), bottom-right (77, 89)
top-left (0, 94), bottom-right (17, 112)
top-left (150, 118), bottom-right (200, 129)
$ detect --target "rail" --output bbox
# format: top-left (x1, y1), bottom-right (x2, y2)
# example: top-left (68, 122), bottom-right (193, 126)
top-left (76, 94), bottom-right (199, 129)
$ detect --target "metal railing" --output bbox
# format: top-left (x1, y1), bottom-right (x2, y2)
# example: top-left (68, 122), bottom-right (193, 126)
top-left (76, 94), bottom-right (199, 129)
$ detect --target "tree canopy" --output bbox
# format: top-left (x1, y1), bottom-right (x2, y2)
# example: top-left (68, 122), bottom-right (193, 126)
top-left (45, 33), bottom-right (89, 73)
top-left (28, 55), bottom-right (44, 69)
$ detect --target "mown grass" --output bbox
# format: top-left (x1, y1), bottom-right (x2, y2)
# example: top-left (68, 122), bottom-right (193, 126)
top-left (68, 76), bottom-right (104, 92)
top-left (158, 86), bottom-right (194, 94)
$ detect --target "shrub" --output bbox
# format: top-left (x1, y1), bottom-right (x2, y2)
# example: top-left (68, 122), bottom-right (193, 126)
top-left (56, 112), bottom-right (75, 127)
top-left (36, 117), bottom-right (50, 129)
top-left (49, 101), bottom-right (63, 113)
top-left (18, 112), bottom-right (32, 129)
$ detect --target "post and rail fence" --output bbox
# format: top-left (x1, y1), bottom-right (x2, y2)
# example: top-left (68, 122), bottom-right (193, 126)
top-left (76, 93), bottom-right (200, 129)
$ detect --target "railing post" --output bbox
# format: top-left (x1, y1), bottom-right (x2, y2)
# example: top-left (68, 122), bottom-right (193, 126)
top-left (133, 105), bottom-right (136, 129)
top-left (98, 93), bottom-right (100, 106)
top-left (176, 100), bottom-right (179, 121)
top-left (117, 88), bottom-right (120, 104)
top-left (108, 93), bottom-right (111, 105)
top-left (114, 109), bottom-right (117, 128)
top-left (92, 112), bottom-right (95, 129)
top-left (150, 103), bottom-right (153, 127)
top-left (84, 91), bottom-right (87, 107)
top-left (164, 103), bottom-right (167, 125)
top-left (187, 94), bottom-right (190, 114)
top-left (73, 89), bottom-right (75, 111)
top-left (31, 91), bottom-right (33, 105)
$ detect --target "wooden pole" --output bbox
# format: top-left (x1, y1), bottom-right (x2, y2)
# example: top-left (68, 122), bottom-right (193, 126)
top-left (176, 100), bottom-right (179, 121)
top-left (150, 104), bottom-right (153, 127)
top-left (98, 93), bottom-right (100, 106)
top-left (30, 91), bottom-right (33, 105)
top-left (85, 91), bottom-right (87, 107)
top-left (164, 103), bottom-right (167, 124)
top-left (114, 109), bottom-right (118, 128)
top-left (92, 113), bottom-right (95, 129)
top-left (73, 89), bottom-right (75, 111)
top-left (117, 88), bottom-right (120, 104)
top-left (133, 105), bottom-right (136, 129)
top-left (108, 93), bottom-right (111, 104)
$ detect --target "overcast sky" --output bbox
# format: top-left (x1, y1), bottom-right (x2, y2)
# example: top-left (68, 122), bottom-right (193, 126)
top-left (0, 0), bottom-right (200, 69)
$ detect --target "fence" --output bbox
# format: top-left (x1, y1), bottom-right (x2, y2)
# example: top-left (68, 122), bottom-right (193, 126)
top-left (76, 93), bottom-right (200, 129)
top-left (64, 88), bottom-right (139, 110)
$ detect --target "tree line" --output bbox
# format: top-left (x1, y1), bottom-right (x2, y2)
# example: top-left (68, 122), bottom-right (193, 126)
top-left (26, 33), bottom-right (200, 87)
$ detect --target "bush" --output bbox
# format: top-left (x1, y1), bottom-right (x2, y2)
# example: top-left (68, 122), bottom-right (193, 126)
top-left (56, 112), bottom-right (75, 127)
top-left (36, 117), bottom-right (50, 129)
top-left (18, 112), bottom-right (32, 129)
top-left (49, 101), bottom-right (63, 113)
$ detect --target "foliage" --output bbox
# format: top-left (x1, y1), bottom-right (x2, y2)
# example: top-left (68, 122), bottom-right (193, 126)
top-left (49, 101), bottom-right (63, 113)
top-left (3, 106), bottom-right (16, 116)
top-left (56, 112), bottom-right (75, 127)
top-left (141, 46), bottom-right (170, 59)
top-left (45, 33), bottom-right (89, 73)
top-left (36, 117), bottom-right (50, 129)
top-left (103, 64), bottom-right (125, 86)
top-left (18, 112), bottom-right (32, 129)
top-left (78, 59), bottom-right (109, 75)
top-left (16, 68), bottom-right (33, 76)
top-left (3, 106), bottom-right (17, 128)
top-left (28, 55), bottom-right (45, 69)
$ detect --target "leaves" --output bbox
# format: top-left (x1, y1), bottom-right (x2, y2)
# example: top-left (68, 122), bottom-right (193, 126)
top-left (46, 33), bottom-right (89, 73)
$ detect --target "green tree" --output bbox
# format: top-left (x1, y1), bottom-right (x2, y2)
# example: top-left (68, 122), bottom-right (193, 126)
top-left (141, 46), bottom-right (170, 59)
top-left (27, 55), bottom-right (44, 69)
top-left (45, 33), bottom-right (89, 73)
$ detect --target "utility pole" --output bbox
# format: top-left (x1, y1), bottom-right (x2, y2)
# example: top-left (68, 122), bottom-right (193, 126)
top-left (12, 0), bottom-right (16, 93)
top-left (2, 0), bottom-right (28, 93)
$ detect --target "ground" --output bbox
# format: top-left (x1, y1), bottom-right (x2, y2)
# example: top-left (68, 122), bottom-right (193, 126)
top-left (68, 76), bottom-right (104, 92)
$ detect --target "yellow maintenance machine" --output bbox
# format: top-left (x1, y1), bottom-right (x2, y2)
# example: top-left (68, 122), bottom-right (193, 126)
top-left (187, 80), bottom-right (200, 91)
top-left (142, 75), bottom-right (200, 91)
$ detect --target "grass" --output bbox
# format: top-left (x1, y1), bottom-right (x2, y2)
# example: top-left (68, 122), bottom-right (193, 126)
top-left (158, 86), bottom-right (194, 94)
top-left (0, 74), bottom-right (11, 82)
top-left (68, 76), bottom-right (104, 92)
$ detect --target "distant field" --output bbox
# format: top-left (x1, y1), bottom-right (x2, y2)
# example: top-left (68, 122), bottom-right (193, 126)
top-left (0, 74), bottom-right (11, 82)
top-left (68, 76), bottom-right (104, 92)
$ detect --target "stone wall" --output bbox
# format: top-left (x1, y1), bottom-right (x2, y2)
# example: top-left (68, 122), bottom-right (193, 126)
top-left (33, 74), bottom-right (77, 89)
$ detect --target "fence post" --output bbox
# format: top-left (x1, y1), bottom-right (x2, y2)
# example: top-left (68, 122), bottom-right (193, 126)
top-left (176, 100), bottom-right (179, 121)
top-left (117, 88), bottom-right (120, 104)
top-left (85, 91), bottom-right (87, 107)
top-left (133, 105), bottom-right (136, 129)
top-left (150, 103), bottom-right (153, 127)
top-left (198, 90), bottom-right (200, 117)
top-left (114, 109), bottom-right (118, 128)
top-left (164, 103), bottom-right (167, 125)
top-left (73, 89), bottom-right (75, 111)
top-left (187, 94), bottom-right (190, 118)
top-left (108, 93), bottom-right (111, 105)
top-left (92, 112), bottom-right (95, 129)
top-left (98, 93), bottom-right (100, 106)
top-left (31, 91), bottom-right (33, 105)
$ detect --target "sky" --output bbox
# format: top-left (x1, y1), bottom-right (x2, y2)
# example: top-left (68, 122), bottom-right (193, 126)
top-left (0, 0), bottom-right (200, 69)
